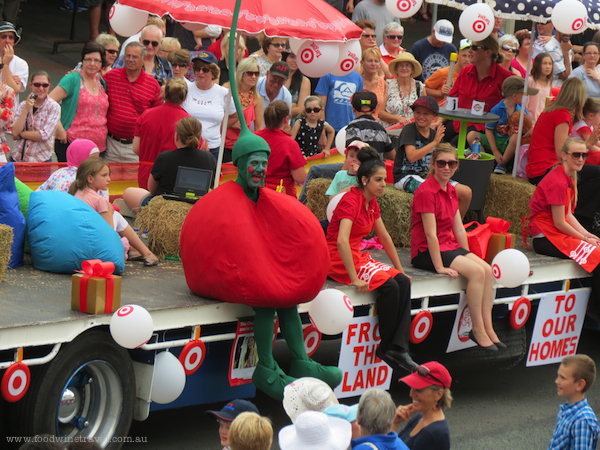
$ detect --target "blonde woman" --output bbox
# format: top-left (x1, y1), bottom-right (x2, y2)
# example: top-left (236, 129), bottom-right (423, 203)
top-left (218, 32), bottom-right (246, 85)
top-left (361, 48), bottom-right (388, 121)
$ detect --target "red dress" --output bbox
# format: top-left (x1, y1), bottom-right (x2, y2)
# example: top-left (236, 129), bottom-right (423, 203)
top-left (327, 187), bottom-right (400, 291)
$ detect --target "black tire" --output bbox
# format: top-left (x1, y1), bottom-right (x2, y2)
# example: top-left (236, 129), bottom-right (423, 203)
top-left (11, 329), bottom-right (135, 449)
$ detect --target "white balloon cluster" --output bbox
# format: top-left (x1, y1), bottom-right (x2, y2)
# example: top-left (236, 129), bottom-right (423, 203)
top-left (551, 0), bottom-right (588, 35)
top-left (458, 3), bottom-right (495, 42)
top-left (288, 39), bottom-right (361, 78)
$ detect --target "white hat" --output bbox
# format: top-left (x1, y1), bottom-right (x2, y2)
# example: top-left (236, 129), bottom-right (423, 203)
top-left (279, 411), bottom-right (352, 450)
top-left (433, 19), bottom-right (454, 44)
top-left (283, 377), bottom-right (339, 423)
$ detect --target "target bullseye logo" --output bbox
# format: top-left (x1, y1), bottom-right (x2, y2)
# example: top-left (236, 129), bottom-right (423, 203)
top-left (303, 325), bottom-right (322, 357)
top-left (510, 297), bottom-right (531, 329)
top-left (396, 0), bottom-right (411, 12)
top-left (472, 20), bottom-right (486, 33)
top-left (339, 58), bottom-right (354, 72)
top-left (179, 340), bottom-right (206, 375)
top-left (1, 362), bottom-right (30, 402)
top-left (572, 18), bottom-right (586, 31)
top-left (343, 295), bottom-right (353, 312)
top-left (117, 305), bottom-right (134, 317)
top-left (108, 4), bottom-right (115, 19)
top-left (300, 49), bottom-right (315, 64)
top-left (492, 263), bottom-right (501, 279)
top-left (410, 311), bottom-right (433, 344)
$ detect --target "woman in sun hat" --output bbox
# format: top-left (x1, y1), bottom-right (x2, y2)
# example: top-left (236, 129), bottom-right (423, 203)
top-left (279, 411), bottom-right (351, 450)
top-left (393, 361), bottom-right (452, 450)
top-left (282, 377), bottom-right (339, 423)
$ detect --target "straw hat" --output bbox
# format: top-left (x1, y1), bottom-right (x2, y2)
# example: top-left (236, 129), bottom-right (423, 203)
top-left (279, 411), bottom-right (352, 450)
top-left (388, 52), bottom-right (422, 78)
top-left (283, 377), bottom-right (339, 423)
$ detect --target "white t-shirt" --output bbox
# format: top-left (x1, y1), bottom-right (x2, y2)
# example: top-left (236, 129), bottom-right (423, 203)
top-left (2, 54), bottom-right (28, 104)
top-left (182, 82), bottom-right (235, 149)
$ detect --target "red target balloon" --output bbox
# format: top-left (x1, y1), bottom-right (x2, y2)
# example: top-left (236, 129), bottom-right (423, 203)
top-left (396, 0), bottom-right (411, 12)
top-left (1, 362), bottom-right (30, 402)
top-left (178, 340), bottom-right (206, 375)
top-left (300, 49), bottom-right (314, 64)
top-left (339, 58), bottom-right (355, 72)
top-left (472, 20), bottom-right (486, 33)
top-left (510, 297), bottom-right (531, 330)
top-left (410, 311), bottom-right (433, 344)
top-left (572, 18), bottom-right (585, 31)
top-left (108, 4), bottom-right (115, 19)
top-left (492, 264), bottom-right (501, 280)
top-left (117, 305), bottom-right (134, 317)
top-left (303, 324), bottom-right (322, 357)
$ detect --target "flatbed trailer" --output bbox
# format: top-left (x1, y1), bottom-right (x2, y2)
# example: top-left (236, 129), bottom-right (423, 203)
top-left (0, 246), bottom-right (591, 448)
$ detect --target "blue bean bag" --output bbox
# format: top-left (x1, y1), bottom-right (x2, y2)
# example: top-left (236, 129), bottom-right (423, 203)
top-left (27, 190), bottom-right (125, 274)
top-left (0, 163), bottom-right (25, 268)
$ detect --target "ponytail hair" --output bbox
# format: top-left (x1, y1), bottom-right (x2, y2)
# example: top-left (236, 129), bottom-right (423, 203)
top-left (68, 158), bottom-right (109, 195)
top-left (176, 116), bottom-right (203, 149)
top-left (264, 100), bottom-right (290, 130)
top-left (356, 146), bottom-right (384, 188)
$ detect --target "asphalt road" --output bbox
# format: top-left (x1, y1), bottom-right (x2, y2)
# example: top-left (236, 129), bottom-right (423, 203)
top-left (124, 326), bottom-right (600, 450)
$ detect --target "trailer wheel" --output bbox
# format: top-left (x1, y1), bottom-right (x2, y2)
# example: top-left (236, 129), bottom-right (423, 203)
top-left (12, 329), bottom-right (135, 449)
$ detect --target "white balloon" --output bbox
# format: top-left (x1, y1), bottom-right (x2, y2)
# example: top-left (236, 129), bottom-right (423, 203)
top-left (108, 3), bottom-right (148, 38)
top-left (289, 37), bottom-right (306, 54)
top-left (181, 22), bottom-right (206, 32)
top-left (110, 305), bottom-right (154, 349)
top-left (335, 125), bottom-right (347, 155)
top-left (551, 0), bottom-right (588, 35)
top-left (326, 192), bottom-right (347, 222)
top-left (331, 40), bottom-right (362, 77)
top-left (491, 249), bottom-right (530, 288)
top-left (309, 289), bottom-right (354, 335)
top-left (296, 41), bottom-right (340, 78)
top-left (458, 3), bottom-right (494, 42)
top-left (385, 0), bottom-right (423, 19)
top-left (151, 351), bottom-right (186, 404)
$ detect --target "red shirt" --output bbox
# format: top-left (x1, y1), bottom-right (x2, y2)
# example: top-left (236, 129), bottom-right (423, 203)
top-left (206, 38), bottom-right (250, 62)
top-left (526, 109), bottom-right (572, 178)
top-left (327, 187), bottom-right (381, 243)
top-left (448, 63), bottom-right (514, 132)
top-left (104, 68), bottom-right (163, 140)
top-left (135, 102), bottom-right (190, 189)
top-left (529, 164), bottom-right (572, 235)
top-left (255, 128), bottom-right (306, 190)
top-left (411, 175), bottom-right (461, 260)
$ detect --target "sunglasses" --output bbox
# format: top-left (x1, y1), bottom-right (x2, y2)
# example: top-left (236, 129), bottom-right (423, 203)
top-left (105, 49), bottom-right (119, 55)
top-left (245, 71), bottom-right (260, 77)
top-left (435, 159), bottom-right (458, 168)
top-left (567, 152), bottom-right (589, 160)
top-left (413, 365), bottom-right (447, 388)
top-left (142, 40), bottom-right (160, 48)
top-left (173, 63), bottom-right (189, 68)
top-left (362, 33), bottom-right (376, 39)
top-left (501, 45), bottom-right (518, 54)
top-left (305, 107), bottom-right (322, 113)
top-left (270, 43), bottom-right (286, 48)
top-left (32, 83), bottom-right (50, 88)
top-left (386, 35), bottom-right (403, 40)
top-left (194, 66), bottom-right (212, 73)
top-left (470, 44), bottom-right (488, 51)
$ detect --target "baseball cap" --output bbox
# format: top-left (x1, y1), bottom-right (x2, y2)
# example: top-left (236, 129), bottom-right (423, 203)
top-left (433, 19), bottom-right (454, 44)
top-left (269, 61), bottom-right (290, 80)
top-left (205, 399), bottom-right (259, 422)
top-left (410, 95), bottom-right (439, 115)
top-left (459, 39), bottom-right (472, 50)
top-left (502, 76), bottom-right (539, 97)
top-left (323, 404), bottom-right (358, 423)
top-left (351, 89), bottom-right (378, 112)
top-left (399, 361), bottom-right (452, 389)
top-left (0, 21), bottom-right (20, 45)
top-left (191, 51), bottom-right (218, 65)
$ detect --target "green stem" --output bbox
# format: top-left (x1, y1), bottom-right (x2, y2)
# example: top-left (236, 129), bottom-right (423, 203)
top-left (228, 0), bottom-right (248, 132)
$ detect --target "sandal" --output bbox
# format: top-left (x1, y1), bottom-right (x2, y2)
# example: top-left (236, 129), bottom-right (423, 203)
top-left (144, 257), bottom-right (159, 267)
top-left (128, 251), bottom-right (143, 261)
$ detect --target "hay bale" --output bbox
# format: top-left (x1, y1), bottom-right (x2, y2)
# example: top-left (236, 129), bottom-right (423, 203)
top-left (483, 175), bottom-right (535, 235)
top-left (305, 178), bottom-right (332, 220)
top-left (0, 224), bottom-right (13, 282)
top-left (378, 186), bottom-right (414, 248)
top-left (135, 196), bottom-right (192, 258)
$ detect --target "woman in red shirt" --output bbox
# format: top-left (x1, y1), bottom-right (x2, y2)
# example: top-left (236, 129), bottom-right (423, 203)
top-left (327, 146), bottom-right (417, 372)
top-left (256, 100), bottom-right (306, 197)
top-left (411, 144), bottom-right (501, 350)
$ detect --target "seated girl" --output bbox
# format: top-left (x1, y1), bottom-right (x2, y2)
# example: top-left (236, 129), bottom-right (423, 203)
top-left (411, 144), bottom-right (502, 350)
top-left (69, 158), bottom-right (159, 266)
top-left (122, 116), bottom-right (217, 215)
top-left (570, 98), bottom-right (600, 166)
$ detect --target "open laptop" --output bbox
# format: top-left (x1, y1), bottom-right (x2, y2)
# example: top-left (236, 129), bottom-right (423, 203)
top-left (162, 166), bottom-right (213, 204)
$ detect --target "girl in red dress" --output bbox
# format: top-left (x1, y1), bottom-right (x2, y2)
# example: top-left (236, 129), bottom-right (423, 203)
top-left (327, 146), bottom-right (417, 372)
top-left (411, 144), bottom-right (502, 351)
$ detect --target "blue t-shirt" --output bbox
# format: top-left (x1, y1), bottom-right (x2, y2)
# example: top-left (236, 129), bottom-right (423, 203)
top-left (410, 38), bottom-right (457, 82)
top-left (485, 100), bottom-right (530, 139)
top-left (315, 72), bottom-right (363, 132)
top-left (325, 170), bottom-right (357, 196)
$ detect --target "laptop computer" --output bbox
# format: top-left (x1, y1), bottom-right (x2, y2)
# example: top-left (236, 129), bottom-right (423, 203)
top-left (162, 166), bottom-right (213, 204)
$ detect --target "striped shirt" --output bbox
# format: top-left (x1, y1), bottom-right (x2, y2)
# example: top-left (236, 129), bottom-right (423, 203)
top-left (549, 398), bottom-right (600, 450)
top-left (11, 97), bottom-right (61, 162)
top-left (104, 68), bottom-right (162, 140)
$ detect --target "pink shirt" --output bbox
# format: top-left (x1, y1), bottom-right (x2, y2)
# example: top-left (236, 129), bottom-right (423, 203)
top-left (75, 188), bottom-right (108, 214)
top-left (67, 76), bottom-right (109, 151)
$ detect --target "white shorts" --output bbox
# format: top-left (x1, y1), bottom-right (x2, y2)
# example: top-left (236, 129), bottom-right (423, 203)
top-left (112, 211), bottom-right (128, 233)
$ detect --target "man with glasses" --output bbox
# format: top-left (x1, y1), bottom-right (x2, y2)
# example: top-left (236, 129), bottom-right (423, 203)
top-left (351, 0), bottom-right (400, 46)
top-left (257, 62), bottom-right (292, 116)
top-left (0, 21), bottom-right (27, 104)
top-left (532, 21), bottom-right (572, 87)
top-left (410, 19), bottom-right (457, 82)
top-left (103, 42), bottom-right (163, 162)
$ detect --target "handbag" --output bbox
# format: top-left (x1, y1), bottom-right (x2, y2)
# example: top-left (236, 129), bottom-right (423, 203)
top-left (464, 221), bottom-right (493, 260)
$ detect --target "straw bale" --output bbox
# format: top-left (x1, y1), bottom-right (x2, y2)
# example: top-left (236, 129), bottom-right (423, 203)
top-left (483, 175), bottom-right (535, 234)
top-left (305, 178), bottom-right (333, 220)
top-left (135, 196), bottom-right (192, 258)
top-left (377, 186), bottom-right (413, 248)
top-left (0, 224), bottom-right (13, 282)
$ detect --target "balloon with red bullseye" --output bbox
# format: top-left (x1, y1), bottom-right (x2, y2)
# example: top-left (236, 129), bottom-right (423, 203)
top-left (179, 340), bottom-right (206, 375)
top-left (491, 249), bottom-right (530, 288)
top-left (109, 3), bottom-right (148, 37)
top-left (289, 37), bottom-right (306, 54)
top-left (110, 304), bottom-right (154, 349)
top-left (1, 362), bottom-right (30, 402)
top-left (551, 0), bottom-right (588, 35)
top-left (385, 0), bottom-right (423, 19)
top-left (297, 41), bottom-right (339, 78)
top-left (303, 324), bottom-right (322, 357)
top-left (309, 289), bottom-right (354, 335)
top-left (458, 3), bottom-right (494, 41)
top-left (331, 40), bottom-right (362, 77)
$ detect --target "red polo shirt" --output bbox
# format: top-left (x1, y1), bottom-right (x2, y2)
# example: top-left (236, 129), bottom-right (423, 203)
top-left (411, 175), bottom-right (461, 260)
top-left (526, 108), bottom-right (572, 179)
top-left (448, 63), bottom-right (514, 132)
top-left (256, 128), bottom-right (306, 190)
top-left (104, 68), bottom-right (163, 140)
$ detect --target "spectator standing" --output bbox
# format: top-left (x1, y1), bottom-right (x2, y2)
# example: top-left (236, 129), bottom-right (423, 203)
top-left (492, 16), bottom-right (505, 39)
top-left (528, 52), bottom-right (554, 122)
top-left (411, 20), bottom-right (457, 82)
top-left (255, 36), bottom-right (287, 77)
top-left (315, 70), bottom-right (364, 132)
top-left (0, 80), bottom-right (12, 162)
top-left (352, 0), bottom-right (401, 46)
top-left (11, 71), bottom-right (60, 163)
top-left (0, 1), bottom-right (18, 25)
top-left (0, 22), bottom-right (27, 104)
top-left (532, 22), bottom-right (572, 86)
top-left (283, 50), bottom-right (311, 123)
top-left (356, 20), bottom-right (392, 79)
top-left (158, 37), bottom-right (181, 58)
top-left (511, 29), bottom-right (531, 78)
top-left (119, 17), bottom-right (166, 57)
top-left (73, 33), bottom-right (121, 77)
top-left (569, 42), bottom-right (600, 99)
top-left (379, 22), bottom-right (405, 66)
top-left (498, 34), bottom-right (521, 75)
top-left (104, 42), bottom-right (163, 162)
top-left (256, 62), bottom-right (292, 116)
top-left (217, 33), bottom-right (246, 86)
top-left (168, 49), bottom-right (191, 80)
top-left (360, 48), bottom-right (388, 120)
top-left (425, 39), bottom-right (471, 105)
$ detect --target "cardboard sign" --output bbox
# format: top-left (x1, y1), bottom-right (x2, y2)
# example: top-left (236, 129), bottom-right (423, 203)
top-left (526, 289), bottom-right (590, 367)
top-left (334, 316), bottom-right (392, 399)
top-left (446, 292), bottom-right (477, 353)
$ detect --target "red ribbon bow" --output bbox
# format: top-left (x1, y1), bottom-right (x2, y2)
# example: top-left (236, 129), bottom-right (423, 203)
top-left (486, 217), bottom-right (512, 247)
top-left (77, 259), bottom-right (116, 313)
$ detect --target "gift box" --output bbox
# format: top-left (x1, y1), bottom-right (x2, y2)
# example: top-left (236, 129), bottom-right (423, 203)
top-left (486, 232), bottom-right (516, 264)
top-left (71, 260), bottom-right (121, 314)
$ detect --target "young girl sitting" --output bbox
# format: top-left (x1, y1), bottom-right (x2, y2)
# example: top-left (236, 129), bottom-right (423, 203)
top-left (69, 158), bottom-right (159, 267)
top-left (527, 52), bottom-right (553, 123)
top-left (291, 96), bottom-right (334, 158)
top-left (570, 98), bottom-right (600, 166)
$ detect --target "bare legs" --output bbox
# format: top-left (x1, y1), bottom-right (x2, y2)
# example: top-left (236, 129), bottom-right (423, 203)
top-left (456, 183), bottom-right (472, 220)
top-left (122, 187), bottom-right (150, 215)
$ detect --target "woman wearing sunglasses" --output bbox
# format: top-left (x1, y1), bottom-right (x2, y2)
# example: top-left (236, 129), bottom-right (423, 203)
top-left (392, 361), bottom-right (452, 450)
top-left (222, 58), bottom-right (264, 163)
top-left (11, 70), bottom-right (60, 162)
top-left (411, 144), bottom-right (502, 351)
top-left (255, 36), bottom-right (287, 77)
top-left (291, 95), bottom-right (334, 158)
top-left (498, 34), bottom-right (521, 76)
top-left (283, 50), bottom-right (311, 124)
